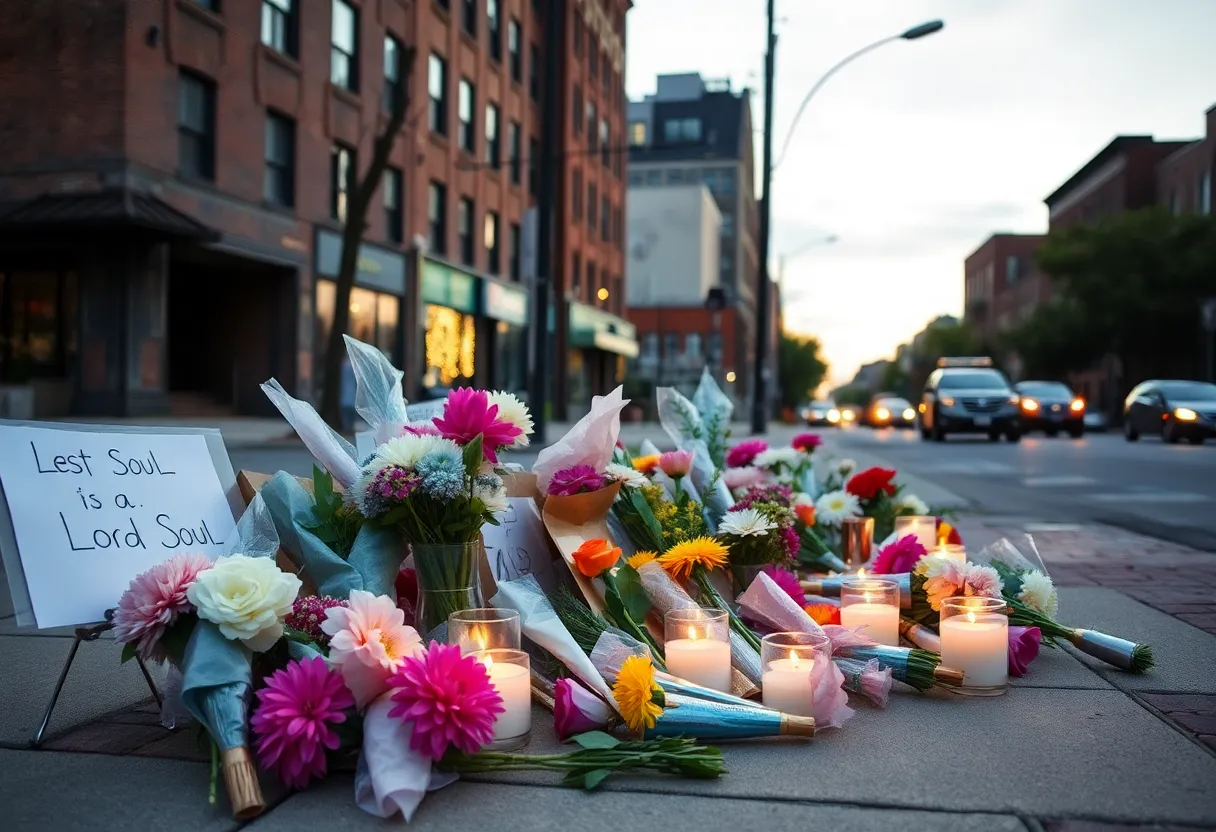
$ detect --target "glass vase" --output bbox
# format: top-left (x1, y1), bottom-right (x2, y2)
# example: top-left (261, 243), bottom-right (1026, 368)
top-left (409, 541), bottom-right (482, 640)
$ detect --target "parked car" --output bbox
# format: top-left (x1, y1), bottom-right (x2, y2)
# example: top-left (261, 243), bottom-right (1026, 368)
top-left (1013, 380), bottom-right (1085, 438)
top-left (839, 404), bottom-right (861, 425)
top-left (919, 357), bottom-right (1020, 442)
top-left (863, 395), bottom-right (916, 429)
top-left (801, 400), bottom-right (841, 427)
top-left (1123, 379), bottom-right (1216, 445)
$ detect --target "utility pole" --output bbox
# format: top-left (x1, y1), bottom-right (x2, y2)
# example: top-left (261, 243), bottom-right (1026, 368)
top-left (750, 0), bottom-right (777, 435)
top-left (528, 0), bottom-right (565, 446)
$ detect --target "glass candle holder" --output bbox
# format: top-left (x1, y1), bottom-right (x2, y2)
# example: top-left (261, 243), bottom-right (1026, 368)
top-left (839, 578), bottom-right (900, 646)
top-left (448, 608), bottom-right (521, 653)
top-left (760, 631), bottom-right (831, 717)
top-left (932, 544), bottom-right (967, 566)
top-left (664, 608), bottom-right (732, 692)
top-left (842, 517), bottom-right (875, 569)
top-left (475, 648), bottom-right (532, 750)
top-left (894, 515), bottom-right (937, 551)
top-left (940, 597), bottom-right (1008, 696)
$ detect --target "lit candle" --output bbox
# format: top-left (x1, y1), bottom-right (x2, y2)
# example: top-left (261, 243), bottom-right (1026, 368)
top-left (449, 608), bottom-right (521, 653)
top-left (894, 516), bottom-right (937, 551)
top-left (839, 577), bottom-right (899, 646)
top-left (665, 625), bottom-right (733, 692)
top-left (762, 650), bottom-right (816, 716)
top-left (479, 649), bottom-right (532, 743)
top-left (939, 598), bottom-right (1008, 694)
top-left (934, 544), bottom-right (967, 565)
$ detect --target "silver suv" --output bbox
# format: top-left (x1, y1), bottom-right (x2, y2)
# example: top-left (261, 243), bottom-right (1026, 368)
top-left (919, 362), bottom-right (1020, 443)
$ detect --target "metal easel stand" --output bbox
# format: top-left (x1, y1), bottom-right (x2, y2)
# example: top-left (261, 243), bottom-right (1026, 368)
top-left (30, 620), bottom-right (162, 748)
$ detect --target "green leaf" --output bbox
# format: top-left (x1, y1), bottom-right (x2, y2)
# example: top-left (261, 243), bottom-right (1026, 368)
top-left (614, 562), bottom-right (652, 623)
top-left (571, 730), bottom-right (620, 750)
top-left (582, 768), bottom-right (614, 790)
top-left (119, 640), bottom-right (138, 664)
top-left (462, 434), bottom-right (485, 477)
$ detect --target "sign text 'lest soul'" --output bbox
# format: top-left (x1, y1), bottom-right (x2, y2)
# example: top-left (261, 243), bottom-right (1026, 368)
top-left (0, 427), bottom-right (238, 629)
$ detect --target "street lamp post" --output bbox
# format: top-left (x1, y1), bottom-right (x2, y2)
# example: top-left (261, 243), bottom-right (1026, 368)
top-left (750, 17), bottom-right (944, 436)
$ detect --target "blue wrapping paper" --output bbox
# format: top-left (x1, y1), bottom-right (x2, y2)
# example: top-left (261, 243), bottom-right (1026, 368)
top-left (840, 644), bottom-right (911, 678)
top-left (180, 620), bottom-right (253, 752)
top-left (645, 694), bottom-right (812, 740)
top-left (813, 572), bottom-right (912, 609)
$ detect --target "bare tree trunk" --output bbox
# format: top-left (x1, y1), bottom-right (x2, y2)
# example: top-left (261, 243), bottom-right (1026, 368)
top-left (319, 47), bottom-right (417, 429)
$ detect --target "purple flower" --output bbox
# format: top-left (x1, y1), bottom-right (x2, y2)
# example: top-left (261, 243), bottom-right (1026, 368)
top-left (553, 677), bottom-right (612, 739)
top-left (762, 565), bottom-right (806, 607)
top-left (547, 464), bottom-right (610, 497)
top-left (726, 439), bottom-right (768, 468)
top-left (369, 465), bottom-right (421, 502)
top-left (1008, 626), bottom-right (1042, 677)
top-left (732, 484), bottom-right (793, 510)
top-left (780, 525), bottom-right (800, 559)
top-left (284, 596), bottom-right (348, 645)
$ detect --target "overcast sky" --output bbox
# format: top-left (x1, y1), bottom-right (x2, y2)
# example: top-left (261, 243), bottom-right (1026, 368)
top-left (624, 0), bottom-right (1216, 387)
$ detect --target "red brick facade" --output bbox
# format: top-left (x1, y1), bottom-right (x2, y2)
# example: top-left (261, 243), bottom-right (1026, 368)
top-left (962, 233), bottom-right (1047, 349)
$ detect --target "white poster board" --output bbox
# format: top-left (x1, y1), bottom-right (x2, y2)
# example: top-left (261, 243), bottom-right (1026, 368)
top-left (0, 422), bottom-right (241, 629)
top-left (481, 497), bottom-right (557, 593)
top-left (355, 430), bottom-right (376, 462)
top-left (405, 398), bottom-right (446, 422)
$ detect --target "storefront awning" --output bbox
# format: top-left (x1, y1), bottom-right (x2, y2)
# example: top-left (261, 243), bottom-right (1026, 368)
top-left (0, 190), bottom-right (220, 242)
top-left (568, 301), bottom-right (639, 358)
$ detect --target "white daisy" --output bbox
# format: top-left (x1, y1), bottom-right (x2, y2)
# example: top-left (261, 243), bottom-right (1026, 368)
top-left (837, 458), bottom-right (857, 477)
top-left (793, 492), bottom-right (815, 507)
top-left (754, 447), bottom-right (801, 470)
top-left (373, 434), bottom-right (461, 471)
top-left (895, 493), bottom-right (930, 516)
top-left (718, 508), bottom-right (776, 537)
top-left (814, 490), bottom-right (862, 527)
top-left (1018, 570), bottom-right (1058, 618)
top-left (488, 391), bottom-right (534, 448)
top-left (606, 463), bottom-right (648, 489)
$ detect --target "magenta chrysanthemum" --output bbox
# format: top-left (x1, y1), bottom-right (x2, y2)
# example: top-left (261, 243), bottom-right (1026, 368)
top-left (112, 553), bottom-right (213, 663)
top-left (792, 432), bottom-right (822, 453)
top-left (547, 464), bottom-right (610, 496)
top-left (780, 525), bottom-right (800, 558)
top-left (762, 565), bottom-right (806, 607)
top-left (284, 596), bottom-right (348, 644)
top-left (432, 387), bottom-right (522, 462)
top-left (251, 657), bottom-right (354, 791)
top-left (387, 642), bottom-right (504, 760)
top-left (726, 439), bottom-right (768, 468)
top-left (871, 535), bottom-right (928, 575)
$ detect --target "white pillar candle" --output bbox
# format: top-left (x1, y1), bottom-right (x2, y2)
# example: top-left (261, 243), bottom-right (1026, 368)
top-left (482, 654), bottom-right (531, 740)
top-left (940, 611), bottom-right (1008, 689)
top-left (761, 654), bottom-right (816, 716)
top-left (665, 637), bottom-right (733, 692)
top-left (894, 516), bottom-right (937, 551)
top-left (840, 601), bottom-right (899, 646)
top-left (934, 544), bottom-right (967, 566)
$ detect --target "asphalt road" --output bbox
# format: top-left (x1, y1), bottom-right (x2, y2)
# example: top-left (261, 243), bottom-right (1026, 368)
top-left (824, 424), bottom-right (1216, 551)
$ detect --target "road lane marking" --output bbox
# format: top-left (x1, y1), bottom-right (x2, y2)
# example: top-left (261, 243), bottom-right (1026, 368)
top-left (1023, 476), bottom-right (1098, 487)
top-left (1088, 492), bottom-right (1209, 503)
top-left (921, 462), bottom-right (1017, 475)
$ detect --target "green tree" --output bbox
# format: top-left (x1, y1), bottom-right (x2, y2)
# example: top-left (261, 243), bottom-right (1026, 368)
top-left (833, 385), bottom-right (870, 406)
top-left (778, 333), bottom-right (829, 408)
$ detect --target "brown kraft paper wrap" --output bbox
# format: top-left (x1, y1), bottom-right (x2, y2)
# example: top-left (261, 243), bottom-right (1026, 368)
top-left (541, 482), bottom-right (623, 617)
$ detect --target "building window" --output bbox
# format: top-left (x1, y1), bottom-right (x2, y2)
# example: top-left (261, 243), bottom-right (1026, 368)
top-left (384, 166), bottom-right (403, 243)
top-left (509, 222), bottom-right (522, 281)
top-left (602, 60), bottom-right (612, 98)
top-left (586, 102), bottom-right (597, 152)
top-left (629, 121), bottom-right (645, 146)
top-left (508, 121), bottom-right (522, 185)
top-left (428, 53), bottom-right (448, 135)
top-left (1006, 255), bottom-right (1020, 284)
top-left (628, 170), bottom-right (643, 186)
top-left (613, 206), bottom-right (622, 244)
top-left (487, 0), bottom-right (502, 62)
top-left (261, 0), bottom-right (298, 58)
top-left (462, 0), bottom-right (477, 37)
top-left (645, 169), bottom-right (661, 185)
top-left (1199, 171), bottom-right (1212, 216)
top-left (383, 35), bottom-right (403, 111)
top-left (428, 181), bottom-right (447, 255)
top-left (194, 0), bottom-right (219, 9)
top-left (458, 197), bottom-right (474, 265)
top-left (720, 212), bottom-right (735, 236)
top-left (600, 119), bottom-right (609, 166)
top-left (571, 252), bottom-right (581, 292)
top-left (663, 333), bottom-right (680, 361)
top-left (508, 19), bottom-right (522, 83)
top-left (528, 138), bottom-right (540, 196)
top-left (572, 168), bottom-right (583, 219)
top-left (588, 34), bottom-right (598, 78)
top-left (178, 71), bottom-right (216, 181)
top-left (331, 144), bottom-right (356, 222)
top-left (458, 78), bottom-right (476, 153)
top-left (485, 103), bottom-right (500, 169)
top-left (573, 13), bottom-right (583, 56)
top-left (716, 168), bottom-right (736, 194)
top-left (663, 118), bottom-right (701, 144)
top-left (587, 261), bottom-right (597, 299)
top-left (600, 195), bottom-right (609, 241)
top-left (573, 86), bottom-right (583, 135)
top-left (434, 0), bottom-right (449, 7)
top-left (264, 111), bottom-right (295, 207)
top-left (640, 333), bottom-right (658, 365)
top-left (588, 183), bottom-right (597, 230)
top-left (685, 333), bottom-right (702, 358)
top-left (529, 43), bottom-right (540, 101)
top-left (485, 211), bottom-right (500, 273)
top-left (330, 0), bottom-right (359, 92)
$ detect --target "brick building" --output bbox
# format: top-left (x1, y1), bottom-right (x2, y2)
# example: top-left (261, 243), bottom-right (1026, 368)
top-left (0, 0), bottom-right (633, 420)
top-left (962, 233), bottom-right (1047, 350)
top-left (1157, 105), bottom-right (1214, 217)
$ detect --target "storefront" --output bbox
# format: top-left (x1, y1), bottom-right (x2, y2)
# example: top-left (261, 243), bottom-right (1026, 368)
top-left (419, 257), bottom-right (480, 397)
top-left (483, 279), bottom-right (529, 396)
top-left (567, 302), bottom-right (639, 416)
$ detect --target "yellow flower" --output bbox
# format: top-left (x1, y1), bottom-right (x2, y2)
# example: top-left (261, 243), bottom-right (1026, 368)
top-left (627, 551), bottom-right (657, 570)
top-left (632, 454), bottom-right (661, 475)
top-left (612, 655), bottom-right (664, 733)
top-left (658, 537), bottom-right (729, 583)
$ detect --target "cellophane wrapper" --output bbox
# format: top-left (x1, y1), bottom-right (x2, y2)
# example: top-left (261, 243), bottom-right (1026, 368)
top-left (692, 368), bottom-right (733, 471)
top-left (344, 334), bottom-right (410, 447)
top-left (971, 534), bottom-right (1051, 577)
top-left (260, 377), bottom-right (361, 488)
top-left (533, 387), bottom-right (627, 493)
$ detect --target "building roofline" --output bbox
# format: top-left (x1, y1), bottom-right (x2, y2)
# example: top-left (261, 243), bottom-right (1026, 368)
top-left (962, 232), bottom-right (1046, 264)
top-left (1044, 136), bottom-right (1154, 206)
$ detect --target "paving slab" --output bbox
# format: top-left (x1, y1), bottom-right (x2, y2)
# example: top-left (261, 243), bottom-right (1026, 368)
top-left (0, 633), bottom-right (166, 745)
top-left (1056, 587), bottom-right (1216, 694)
top-left (0, 749), bottom-right (238, 832)
top-left (249, 778), bottom-right (1030, 832)
top-left (469, 689), bottom-right (1216, 826)
top-left (1008, 634), bottom-right (1115, 690)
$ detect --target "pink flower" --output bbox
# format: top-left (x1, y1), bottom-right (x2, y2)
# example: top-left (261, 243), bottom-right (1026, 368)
top-left (402, 421), bottom-right (441, 437)
top-left (547, 464), bottom-right (610, 496)
top-left (284, 596), bottom-right (348, 645)
top-left (388, 642), bottom-right (504, 760)
top-left (723, 466), bottom-right (766, 491)
top-left (871, 535), bottom-right (928, 575)
top-left (658, 450), bottom-right (694, 478)
top-left (553, 677), bottom-right (612, 739)
top-left (432, 387), bottom-right (522, 463)
top-left (781, 525), bottom-right (800, 558)
top-left (761, 565), bottom-right (806, 607)
top-left (921, 557), bottom-right (968, 611)
top-left (792, 433), bottom-right (822, 453)
top-left (1008, 626), bottom-right (1042, 677)
top-left (112, 554), bottom-right (213, 663)
top-left (963, 563), bottom-right (1005, 601)
top-left (321, 590), bottom-right (423, 708)
top-left (725, 440), bottom-right (768, 468)
top-left (252, 657), bottom-right (354, 790)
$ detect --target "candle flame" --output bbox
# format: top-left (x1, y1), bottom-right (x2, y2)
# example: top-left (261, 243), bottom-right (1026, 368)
top-left (481, 653), bottom-right (495, 670)
top-left (863, 592), bottom-right (873, 604)
top-left (858, 567), bottom-right (867, 579)
top-left (966, 611), bottom-right (976, 624)
top-left (788, 649), bottom-right (799, 669)
top-left (687, 625), bottom-right (697, 641)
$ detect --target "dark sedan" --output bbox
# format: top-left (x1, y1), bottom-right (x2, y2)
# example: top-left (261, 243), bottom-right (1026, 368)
top-left (1014, 381), bottom-right (1085, 438)
top-left (1124, 379), bottom-right (1216, 445)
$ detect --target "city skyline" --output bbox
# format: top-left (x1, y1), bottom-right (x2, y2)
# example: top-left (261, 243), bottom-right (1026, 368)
top-left (624, 0), bottom-right (1216, 386)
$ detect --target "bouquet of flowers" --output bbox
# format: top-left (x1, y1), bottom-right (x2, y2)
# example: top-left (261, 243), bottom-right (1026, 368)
top-left (719, 484), bottom-right (800, 590)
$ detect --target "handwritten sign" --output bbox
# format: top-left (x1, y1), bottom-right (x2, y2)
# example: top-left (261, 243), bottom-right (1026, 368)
top-left (0, 426), bottom-right (238, 628)
top-left (482, 497), bottom-right (557, 592)
top-left (355, 430), bottom-right (376, 462)
top-left (405, 398), bottom-right (447, 422)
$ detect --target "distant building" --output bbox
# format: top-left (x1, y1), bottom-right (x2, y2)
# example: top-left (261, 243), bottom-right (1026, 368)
top-left (627, 73), bottom-right (758, 405)
top-left (963, 233), bottom-right (1048, 345)
top-left (1157, 105), bottom-right (1215, 216)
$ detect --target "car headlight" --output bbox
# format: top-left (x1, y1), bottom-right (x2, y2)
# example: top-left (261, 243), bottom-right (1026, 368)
top-left (902, 408), bottom-right (915, 420)
top-left (843, 410), bottom-right (856, 421)
top-left (827, 408), bottom-right (841, 423)
top-left (875, 407), bottom-right (890, 420)
top-left (1008, 394), bottom-right (1020, 406)
top-left (1175, 407), bottom-right (1199, 421)
top-left (1069, 398), bottom-right (1085, 413)
top-left (1020, 398), bottom-right (1040, 412)
top-left (940, 396), bottom-right (956, 407)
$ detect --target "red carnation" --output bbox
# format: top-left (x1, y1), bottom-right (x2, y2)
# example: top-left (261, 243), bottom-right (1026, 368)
top-left (846, 467), bottom-right (897, 501)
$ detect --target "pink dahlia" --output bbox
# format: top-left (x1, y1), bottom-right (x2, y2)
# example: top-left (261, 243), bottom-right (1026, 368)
top-left (388, 642), bottom-right (504, 760)
top-left (871, 535), bottom-right (928, 575)
top-left (658, 449), bottom-right (694, 478)
top-left (547, 464), bottom-right (610, 496)
top-left (792, 433), bottom-right (822, 453)
top-left (402, 421), bottom-right (441, 437)
top-left (251, 657), bottom-right (354, 790)
top-left (723, 466), bottom-right (766, 491)
top-left (112, 553), bottom-right (213, 663)
top-left (726, 439), bottom-right (768, 468)
top-left (432, 387), bottom-right (522, 463)
top-left (284, 596), bottom-right (348, 644)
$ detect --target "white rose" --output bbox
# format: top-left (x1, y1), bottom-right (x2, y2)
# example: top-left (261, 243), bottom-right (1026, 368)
top-left (187, 555), bottom-right (301, 652)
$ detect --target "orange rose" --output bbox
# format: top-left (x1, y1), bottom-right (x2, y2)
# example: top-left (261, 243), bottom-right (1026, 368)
top-left (631, 454), bottom-right (661, 475)
top-left (572, 538), bottom-right (622, 578)
top-left (794, 503), bottom-right (816, 527)
top-left (805, 603), bottom-right (841, 626)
